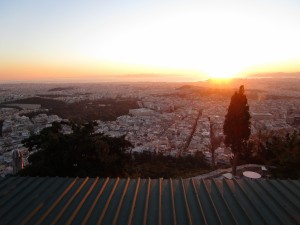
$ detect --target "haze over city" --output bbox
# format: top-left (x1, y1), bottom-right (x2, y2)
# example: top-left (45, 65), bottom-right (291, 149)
top-left (1, 0), bottom-right (300, 82)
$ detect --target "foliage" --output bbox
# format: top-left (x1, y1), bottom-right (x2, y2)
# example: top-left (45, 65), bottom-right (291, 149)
top-left (20, 122), bottom-right (210, 178)
top-left (223, 85), bottom-right (251, 152)
top-left (239, 130), bottom-right (300, 179)
top-left (223, 85), bottom-right (251, 174)
top-left (209, 118), bottom-right (223, 168)
top-left (267, 131), bottom-right (300, 178)
top-left (20, 122), bottom-right (132, 177)
top-left (129, 151), bottom-right (208, 178)
top-left (3, 97), bottom-right (139, 123)
top-left (254, 131), bottom-right (300, 179)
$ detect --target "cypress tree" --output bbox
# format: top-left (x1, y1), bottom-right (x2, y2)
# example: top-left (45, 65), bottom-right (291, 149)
top-left (223, 85), bottom-right (251, 175)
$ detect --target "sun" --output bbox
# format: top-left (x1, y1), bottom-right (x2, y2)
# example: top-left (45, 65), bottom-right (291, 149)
top-left (203, 66), bottom-right (238, 80)
top-left (209, 74), bottom-right (234, 79)
top-left (197, 56), bottom-right (249, 81)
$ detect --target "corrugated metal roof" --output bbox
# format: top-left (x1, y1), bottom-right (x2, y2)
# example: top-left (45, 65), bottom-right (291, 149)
top-left (0, 177), bottom-right (299, 225)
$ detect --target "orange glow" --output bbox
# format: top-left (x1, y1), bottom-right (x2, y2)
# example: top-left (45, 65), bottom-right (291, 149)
top-left (242, 59), bottom-right (300, 75)
top-left (209, 78), bottom-right (233, 84)
top-left (17, 56), bottom-right (297, 82)
top-left (0, 60), bottom-right (203, 82)
top-left (1, 59), bottom-right (300, 82)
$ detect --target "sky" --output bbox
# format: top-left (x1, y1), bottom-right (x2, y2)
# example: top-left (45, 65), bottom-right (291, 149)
top-left (0, 0), bottom-right (300, 82)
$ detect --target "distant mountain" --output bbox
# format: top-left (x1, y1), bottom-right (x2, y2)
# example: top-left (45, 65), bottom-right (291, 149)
top-left (248, 72), bottom-right (300, 78)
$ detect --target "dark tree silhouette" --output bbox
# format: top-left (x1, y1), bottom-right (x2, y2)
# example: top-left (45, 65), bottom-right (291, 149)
top-left (223, 85), bottom-right (251, 175)
top-left (20, 122), bottom-right (133, 177)
top-left (266, 131), bottom-right (300, 179)
top-left (209, 117), bottom-right (223, 169)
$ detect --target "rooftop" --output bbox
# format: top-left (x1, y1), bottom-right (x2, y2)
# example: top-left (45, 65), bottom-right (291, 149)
top-left (0, 177), bottom-right (299, 225)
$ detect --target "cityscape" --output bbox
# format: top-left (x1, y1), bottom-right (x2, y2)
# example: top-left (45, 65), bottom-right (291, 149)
top-left (0, 77), bottom-right (299, 176)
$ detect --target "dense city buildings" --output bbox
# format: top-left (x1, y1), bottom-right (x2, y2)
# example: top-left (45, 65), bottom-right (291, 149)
top-left (0, 78), bottom-right (299, 176)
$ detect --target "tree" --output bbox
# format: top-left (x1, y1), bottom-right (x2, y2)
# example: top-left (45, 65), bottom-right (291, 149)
top-left (223, 85), bottom-right (251, 175)
top-left (20, 122), bottom-right (133, 177)
top-left (209, 117), bottom-right (223, 169)
top-left (265, 131), bottom-right (300, 179)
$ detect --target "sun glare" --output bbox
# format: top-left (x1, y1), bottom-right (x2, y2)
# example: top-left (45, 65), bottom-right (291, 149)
top-left (206, 72), bottom-right (235, 79)
top-left (201, 63), bottom-right (242, 80)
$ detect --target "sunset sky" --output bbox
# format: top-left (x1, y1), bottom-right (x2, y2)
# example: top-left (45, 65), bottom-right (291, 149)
top-left (0, 0), bottom-right (300, 82)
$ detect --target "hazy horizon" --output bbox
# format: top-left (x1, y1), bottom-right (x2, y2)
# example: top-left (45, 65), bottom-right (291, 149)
top-left (0, 72), bottom-right (299, 84)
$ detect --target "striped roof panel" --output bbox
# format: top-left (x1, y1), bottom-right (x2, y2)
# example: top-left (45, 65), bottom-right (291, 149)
top-left (0, 177), bottom-right (299, 225)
